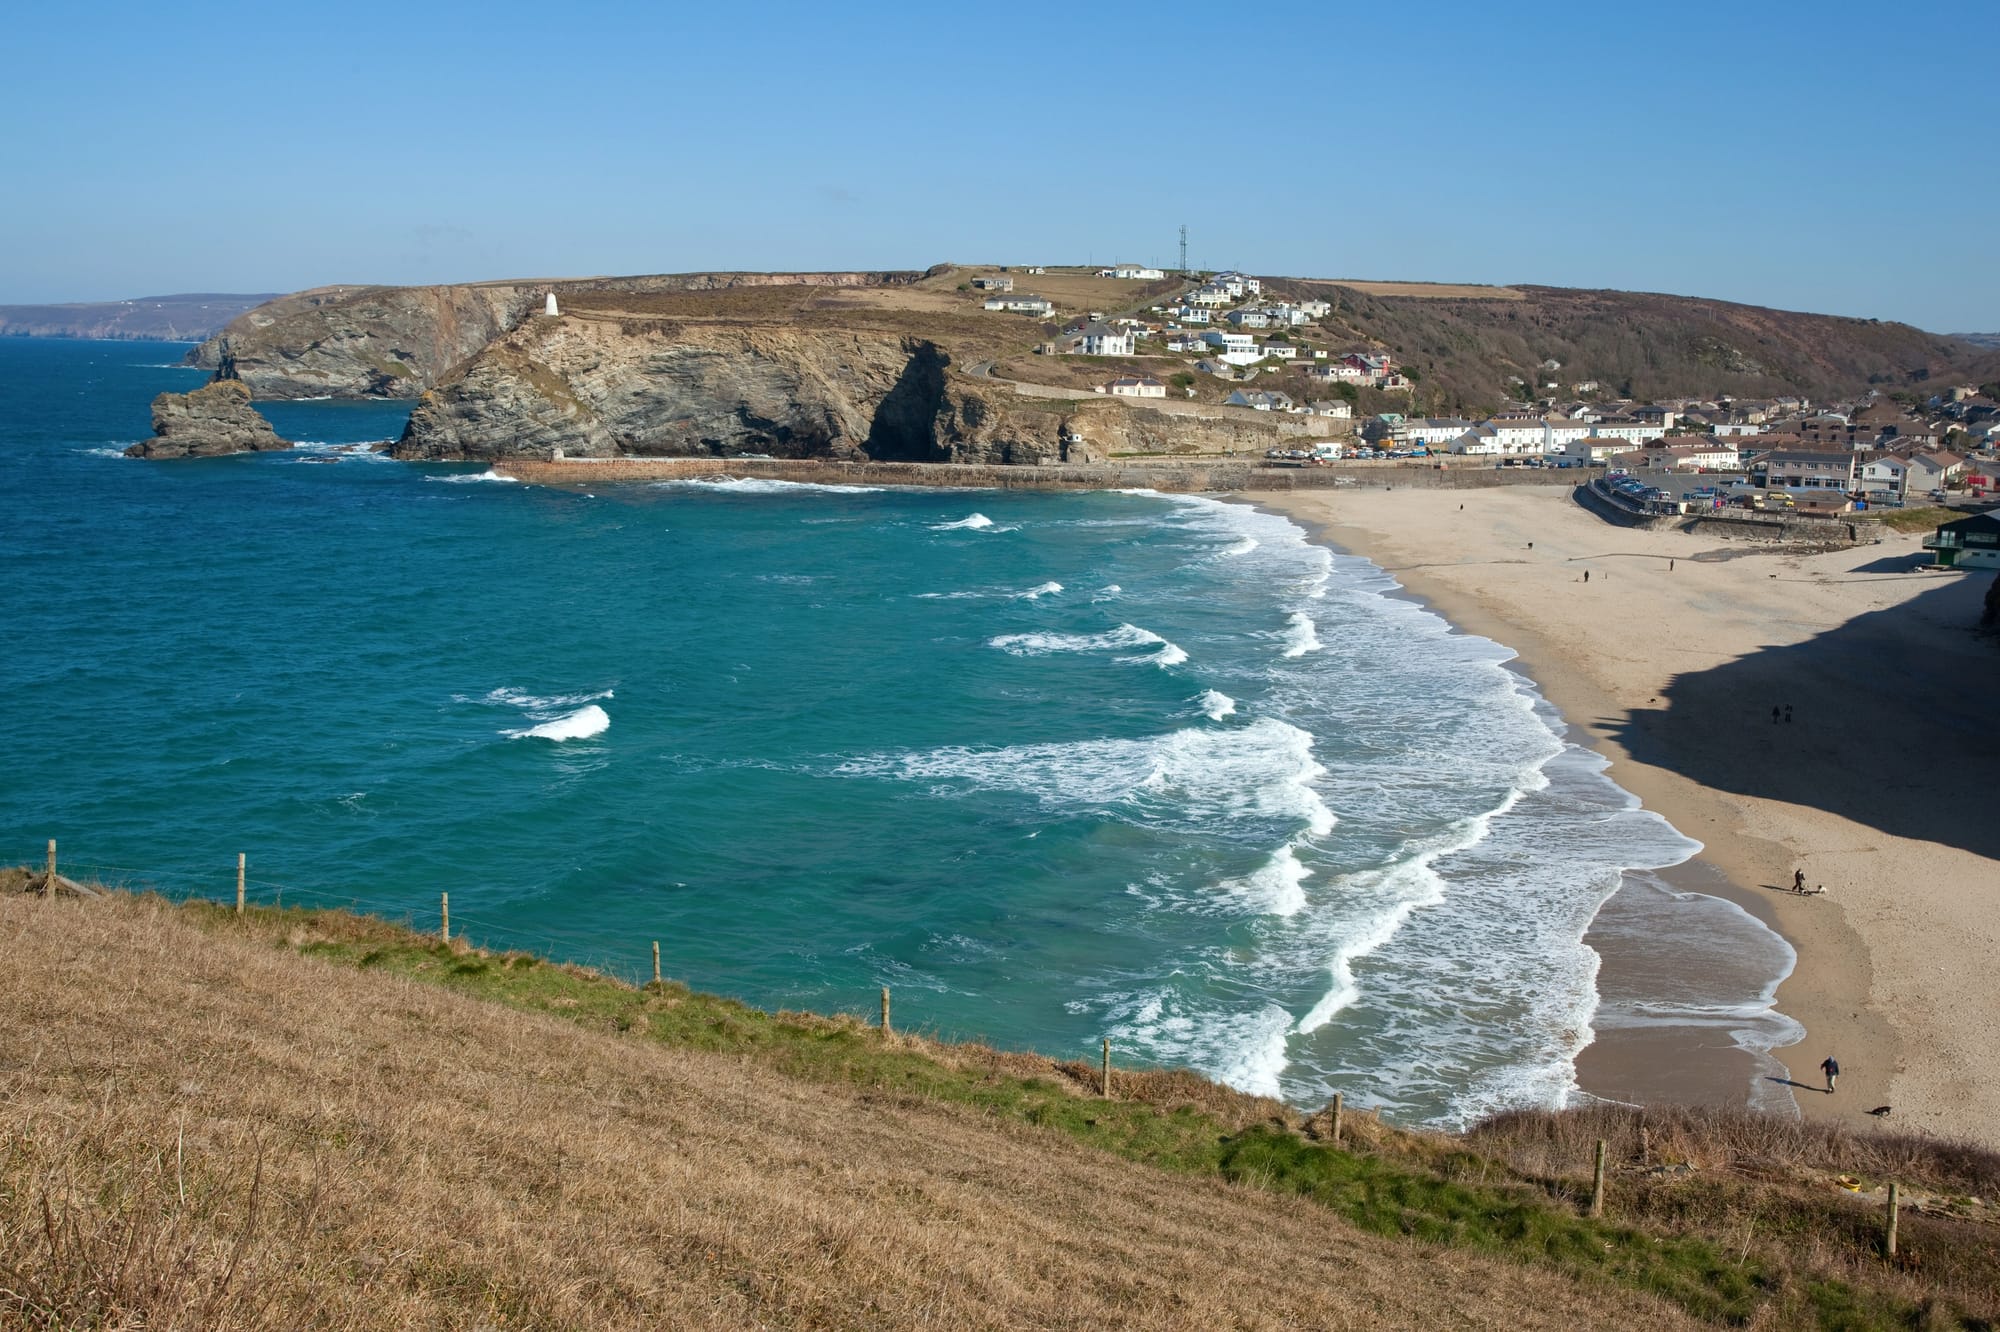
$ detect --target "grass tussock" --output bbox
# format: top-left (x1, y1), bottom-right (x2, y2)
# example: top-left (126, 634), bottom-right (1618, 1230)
top-left (4, 884), bottom-right (1997, 1329)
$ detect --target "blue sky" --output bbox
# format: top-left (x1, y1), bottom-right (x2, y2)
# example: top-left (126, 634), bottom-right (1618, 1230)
top-left (5, 0), bottom-right (1996, 330)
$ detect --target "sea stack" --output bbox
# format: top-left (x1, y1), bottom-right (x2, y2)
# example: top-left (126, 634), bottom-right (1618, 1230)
top-left (124, 379), bottom-right (292, 459)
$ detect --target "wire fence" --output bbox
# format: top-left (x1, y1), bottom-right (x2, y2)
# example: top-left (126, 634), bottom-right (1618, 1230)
top-left (7, 840), bottom-right (655, 987)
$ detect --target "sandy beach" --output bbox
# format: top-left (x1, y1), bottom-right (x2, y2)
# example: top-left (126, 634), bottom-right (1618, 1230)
top-left (1252, 483), bottom-right (1999, 1145)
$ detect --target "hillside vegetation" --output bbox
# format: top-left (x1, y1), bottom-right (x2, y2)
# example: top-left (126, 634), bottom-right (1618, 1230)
top-left (1266, 280), bottom-right (2000, 414)
top-left (4, 882), bottom-right (1997, 1330)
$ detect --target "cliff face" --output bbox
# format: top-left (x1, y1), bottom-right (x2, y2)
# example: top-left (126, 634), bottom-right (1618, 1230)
top-left (391, 314), bottom-right (1090, 466)
top-left (187, 271), bottom-right (927, 401)
top-left (125, 379), bottom-right (291, 458)
top-left (188, 284), bottom-right (532, 400)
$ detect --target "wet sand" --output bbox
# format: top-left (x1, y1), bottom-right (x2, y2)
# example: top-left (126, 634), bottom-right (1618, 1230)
top-left (1251, 484), bottom-right (1999, 1143)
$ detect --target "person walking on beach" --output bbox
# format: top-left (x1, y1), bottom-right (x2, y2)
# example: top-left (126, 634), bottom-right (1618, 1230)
top-left (1772, 705), bottom-right (1781, 724)
top-left (1583, 569), bottom-right (1590, 583)
top-left (1793, 868), bottom-right (1807, 892)
top-left (1785, 704), bottom-right (1794, 724)
top-left (1820, 1056), bottom-right (1840, 1093)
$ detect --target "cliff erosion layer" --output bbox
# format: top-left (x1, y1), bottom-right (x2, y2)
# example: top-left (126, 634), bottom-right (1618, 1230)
top-left (187, 271), bottom-right (926, 401)
top-left (390, 306), bottom-right (1095, 467)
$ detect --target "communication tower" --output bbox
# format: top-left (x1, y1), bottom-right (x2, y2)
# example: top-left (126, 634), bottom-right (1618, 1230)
top-left (1179, 225), bottom-right (1189, 275)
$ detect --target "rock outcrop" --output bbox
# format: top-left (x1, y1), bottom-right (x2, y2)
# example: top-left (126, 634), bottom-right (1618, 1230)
top-left (188, 271), bottom-right (928, 401)
top-left (392, 315), bottom-right (1097, 466)
top-left (125, 379), bottom-right (292, 459)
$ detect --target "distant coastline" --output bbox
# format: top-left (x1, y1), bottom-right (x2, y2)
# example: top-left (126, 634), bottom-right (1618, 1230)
top-left (0, 294), bottom-right (275, 343)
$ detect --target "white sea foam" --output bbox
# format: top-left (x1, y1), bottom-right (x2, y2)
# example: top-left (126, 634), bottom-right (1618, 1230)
top-left (1279, 610), bottom-right (1322, 659)
top-left (79, 447), bottom-right (132, 459)
top-left (478, 686), bottom-right (615, 711)
top-left (1217, 536), bottom-right (1259, 558)
top-left (989, 623), bottom-right (1185, 668)
top-left (1221, 845), bottom-right (1311, 917)
top-left (933, 513), bottom-right (995, 530)
top-left (1198, 690), bottom-right (1237, 720)
top-left (656, 476), bottom-right (884, 495)
top-left (429, 468), bottom-right (520, 484)
top-left (841, 717), bottom-right (1333, 842)
top-left (506, 703), bottom-right (609, 741)
top-left (1015, 581), bottom-right (1064, 600)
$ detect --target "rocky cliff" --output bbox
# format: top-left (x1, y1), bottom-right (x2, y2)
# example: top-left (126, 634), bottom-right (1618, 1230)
top-left (391, 311), bottom-right (1094, 466)
top-left (187, 271), bottom-right (927, 401)
top-left (125, 379), bottom-right (291, 458)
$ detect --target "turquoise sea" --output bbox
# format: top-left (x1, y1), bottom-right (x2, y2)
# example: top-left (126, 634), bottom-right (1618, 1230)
top-left (0, 338), bottom-right (1800, 1127)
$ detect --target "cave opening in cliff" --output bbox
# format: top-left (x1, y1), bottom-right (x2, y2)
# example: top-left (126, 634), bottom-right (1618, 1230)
top-left (864, 342), bottom-right (950, 463)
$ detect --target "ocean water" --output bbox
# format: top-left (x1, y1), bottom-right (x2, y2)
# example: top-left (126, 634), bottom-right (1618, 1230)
top-left (0, 339), bottom-right (1797, 1127)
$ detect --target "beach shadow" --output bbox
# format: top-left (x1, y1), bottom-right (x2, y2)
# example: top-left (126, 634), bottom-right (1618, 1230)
top-left (1848, 552), bottom-right (1932, 575)
top-left (1765, 1076), bottom-right (1828, 1093)
top-left (1601, 574), bottom-right (2000, 861)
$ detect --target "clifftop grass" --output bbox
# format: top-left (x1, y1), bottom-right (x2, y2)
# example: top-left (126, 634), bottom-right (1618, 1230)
top-left (5, 884), bottom-right (1997, 1329)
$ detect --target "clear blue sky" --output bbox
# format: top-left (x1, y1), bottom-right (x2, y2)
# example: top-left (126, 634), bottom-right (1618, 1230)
top-left (5, 0), bottom-right (1996, 331)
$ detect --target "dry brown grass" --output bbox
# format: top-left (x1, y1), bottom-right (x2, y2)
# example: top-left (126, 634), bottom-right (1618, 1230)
top-left (0, 892), bottom-right (1700, 1331)
top-left (1288, 278), bottom-right (1526, 301)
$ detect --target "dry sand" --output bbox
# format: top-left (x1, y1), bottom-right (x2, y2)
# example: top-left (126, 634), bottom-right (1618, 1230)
top-left (1251, 484), bottom-right (1999, 1145)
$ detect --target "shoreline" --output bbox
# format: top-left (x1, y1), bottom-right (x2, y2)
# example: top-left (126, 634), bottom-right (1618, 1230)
top-left (1246, 485), bottom-right (2000, 1144)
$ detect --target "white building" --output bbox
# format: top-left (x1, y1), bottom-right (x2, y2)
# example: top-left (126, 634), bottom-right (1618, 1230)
top-left (1225, 308), bottom-right (1271, 329)
top-left (983, 295), bottom-right (1055, 317)
top-left (1098, 374), bottom-right (1168, 398)
top-left (1101, 265), bottom-right (1166, 280)
top-left (1165, 333), bottom-right (1207, 353)
top-left (1201, 330), bottom-right (1257, 355)
top-left (1071, 323), bottom-right (1134, 356)
top-left (1262, 343), bottom-right (1297, 360)
top-left (1168, 305), bottom-right (1211, 324)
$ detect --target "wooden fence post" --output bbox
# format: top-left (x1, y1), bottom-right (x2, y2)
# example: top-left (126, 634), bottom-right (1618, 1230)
top-left (652, 940), bottom-right (662, 987)
top-left (43, 840), bottom-right (56, 898)
top-left (440, 893), bottom-right (450, 944)
top-left (1101, 1038), bottom-right (1112, 1098)
top-left (236, 854), bottom-right (246, 914)
top-left (1331, 1092), bottom-right (1344, 1146)
top-left (1885, 1181), bottom-right (1900, 1259)
top-left (1589, 1139), bottom-right (1607, 1218)
top-left (880, 986), bottom-right (891, 1036)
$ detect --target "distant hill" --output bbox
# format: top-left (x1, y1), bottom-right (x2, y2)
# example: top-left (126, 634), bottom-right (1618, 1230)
top-left (1952, 332), bottom-right (2000, 350)
top-left (1266, 280), bottom-right (2000, 413)
top-left (0, 293), bottom-right (278, 342)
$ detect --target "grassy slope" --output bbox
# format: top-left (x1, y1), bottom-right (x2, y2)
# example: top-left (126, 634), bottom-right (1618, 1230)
top-left (4, 888), bottom-right (1995, 1329)
top-left (1264, 280), bottom-right (2000, 416)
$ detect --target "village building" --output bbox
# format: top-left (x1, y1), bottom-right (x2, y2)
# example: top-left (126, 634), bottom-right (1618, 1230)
top-left (1924, 511), bottom-right (2000, 569)
top-left (1906, 450), bottom-right (1967, 491)
top-left (971, 276), bottom-right (1014, 291)
top-left (1068, 322), bottom-right (1134, 356)
top-left (983, 294), bottom-right (1055, 317)
top-left (1097, 374), bottom-right (1167, 399)
top-left (1100, 265), bottom-right (1166, 280)
top-left (1165, 333), bottom-right (1207, 354)
top-left (1857, 453), bottom-right (1910, 498)
top-left (1750, 450), bottom-right (1857, 490)
top-left (1307, 399), bottom-right (1354, 419)
top-left (1201, 330), bottom-right (1257, 356)
top-left (1225, 389), bottom-right (1294, 412)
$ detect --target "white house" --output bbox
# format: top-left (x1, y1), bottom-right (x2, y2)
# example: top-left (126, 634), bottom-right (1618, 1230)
top-left (984, 295), bottom-right (1055, 317)
top-left (971, 276), bottom-right (1014, 291)
top-left (1201, 330), bottom-right (1257, 355)
top-left (1262, 343), bottom-right (1298, 360)
top-left (1858, 454), bottom-right (1910, 496)
top-left (1098, 374), bottom-right (1167, 398)
top-left (1307, 399), bottom-right (1354, 419)
top-left (1225, 308), bottom-right (1271, 329)
top-left (1213, 271), bottom-right (1262, 296)
top-left (1403, 417), bottom-right (1476, 447)
top-left (1296, 299), bottom-right (1332, 319)
top-left (1187, 287), bottom-right (1233, 307)
top-left (1165, 333), bottom-right (1207, 353)
top-left (1070, 322), bottom-right (1134, 356)
top-left (1101, 265), bottom-right (1166, 280)
top-left (1168, 305), bottom-right (1211, 324)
